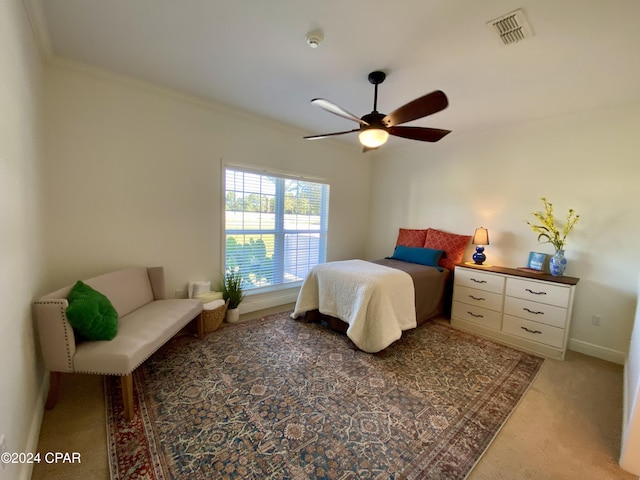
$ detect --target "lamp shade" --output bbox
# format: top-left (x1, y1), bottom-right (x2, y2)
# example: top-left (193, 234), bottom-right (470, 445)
top-left (359, 128), bottom-right (389, 148)
top-left (472, 227), bottom-right (489, 246)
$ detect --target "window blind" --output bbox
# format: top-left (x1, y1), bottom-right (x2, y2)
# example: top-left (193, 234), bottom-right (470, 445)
top-left (224, 166), bottom-right (329, 291)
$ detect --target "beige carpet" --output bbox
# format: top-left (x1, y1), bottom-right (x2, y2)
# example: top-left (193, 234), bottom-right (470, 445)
top-left (32, 306), bottom-right (637, 480)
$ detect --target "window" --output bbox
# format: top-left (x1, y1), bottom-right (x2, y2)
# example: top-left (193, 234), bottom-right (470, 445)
top-left (224, 166), bottom-right (329, 291)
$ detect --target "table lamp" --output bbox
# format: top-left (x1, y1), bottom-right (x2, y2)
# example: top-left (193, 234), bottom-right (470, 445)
top-left (472, 227), bottom-right (489, 265)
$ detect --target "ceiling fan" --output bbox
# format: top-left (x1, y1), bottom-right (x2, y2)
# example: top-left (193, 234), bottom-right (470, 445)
top-left (304, 71), bottom-right (451, 151)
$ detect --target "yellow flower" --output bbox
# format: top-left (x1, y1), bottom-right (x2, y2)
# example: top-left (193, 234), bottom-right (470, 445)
top-left (526, 197), bottom-right (579, 251)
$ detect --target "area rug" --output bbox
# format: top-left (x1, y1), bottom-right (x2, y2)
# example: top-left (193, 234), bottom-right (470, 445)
top-left (106, 311), bottom-right (544, 479)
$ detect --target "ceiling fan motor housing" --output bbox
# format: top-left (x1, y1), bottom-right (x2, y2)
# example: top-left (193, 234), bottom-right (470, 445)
top-left (360, 112), bottom-right (386, 130)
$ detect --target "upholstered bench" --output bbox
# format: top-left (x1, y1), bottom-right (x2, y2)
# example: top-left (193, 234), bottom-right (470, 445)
top-left (33, 266), bottom-right (204, 420)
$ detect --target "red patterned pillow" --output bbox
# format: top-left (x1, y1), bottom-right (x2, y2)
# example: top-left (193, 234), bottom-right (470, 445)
top-left (423, 228), bottom-right (472, 271)
top-left (396, 228), bottom-right (428, 247)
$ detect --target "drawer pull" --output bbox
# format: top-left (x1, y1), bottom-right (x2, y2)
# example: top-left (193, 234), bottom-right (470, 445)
top-left (469, 295), bottom-right (485, 301)
top-left (467, 311), bottom-right (484, 318)
top-left (521, 326), bottom-right (542, 334)
top-left (525, 288), bottom-right (547, 296)
top-left (470, 278), bottom-right (487, 284)
top-left (523, 307), bottom-right (544, 315)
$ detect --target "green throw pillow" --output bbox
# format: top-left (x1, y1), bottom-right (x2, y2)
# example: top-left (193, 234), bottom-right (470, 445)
top-left (65, 281), bottom-right (119, 341)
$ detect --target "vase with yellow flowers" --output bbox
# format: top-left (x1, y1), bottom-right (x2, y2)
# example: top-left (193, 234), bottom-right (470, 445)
top-left (526, 197), bottom-right (580, 276)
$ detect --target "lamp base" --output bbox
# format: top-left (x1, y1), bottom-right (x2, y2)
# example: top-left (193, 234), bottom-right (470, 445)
top-left (472, 246), bottom-right (486, 265)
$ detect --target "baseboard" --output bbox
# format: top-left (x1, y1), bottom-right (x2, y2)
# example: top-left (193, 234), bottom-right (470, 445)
top-left (568, 338), bottom-right (626, 365)
top-left (620, 360), bottom-right (640, 475)
top-left (17, 372), bottom-right (48, 480)
top-left (621, 362), bottom-right (630, 463)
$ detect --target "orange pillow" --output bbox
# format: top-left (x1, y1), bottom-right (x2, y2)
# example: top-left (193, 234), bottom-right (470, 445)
top-left (396, 228), bottom-right (428, 247)
top-left (423, 228), bottom-right (472, 271)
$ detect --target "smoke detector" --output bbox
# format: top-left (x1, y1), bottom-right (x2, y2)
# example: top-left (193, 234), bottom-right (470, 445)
top-left (487, 8), bottom-right (533, 45)
top-left (306, 29), bottom-right (324, 49)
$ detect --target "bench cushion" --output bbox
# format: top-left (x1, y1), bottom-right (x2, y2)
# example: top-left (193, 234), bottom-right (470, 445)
top-left (72, 299), bottom-right (202, 375)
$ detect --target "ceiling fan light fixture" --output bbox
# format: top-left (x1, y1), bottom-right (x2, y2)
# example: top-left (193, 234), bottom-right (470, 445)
top-left (359, 128), bottom-right (389, 148)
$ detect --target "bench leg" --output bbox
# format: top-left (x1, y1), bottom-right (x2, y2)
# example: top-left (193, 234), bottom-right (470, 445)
top-left (45, 371), bottom-right (62, 410)
top-left (196, 312), bottom-right (204, 339)
top-left (121, 374), bottom-right (134, 421)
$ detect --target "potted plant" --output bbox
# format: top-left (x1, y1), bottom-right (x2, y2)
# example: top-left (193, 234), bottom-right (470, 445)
top-left (222, 268), bottom-right (245, 323)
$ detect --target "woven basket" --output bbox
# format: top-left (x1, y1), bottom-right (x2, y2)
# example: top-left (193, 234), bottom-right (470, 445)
top-left (202, 299), bottom-right (229, 333)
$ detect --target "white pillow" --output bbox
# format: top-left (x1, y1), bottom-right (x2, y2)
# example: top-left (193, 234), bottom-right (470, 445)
top-left (188, 281), bottom-right (211, 298)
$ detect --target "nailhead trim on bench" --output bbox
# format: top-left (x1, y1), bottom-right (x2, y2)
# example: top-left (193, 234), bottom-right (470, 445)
top-left (34, 300), bottom-right (74, 372)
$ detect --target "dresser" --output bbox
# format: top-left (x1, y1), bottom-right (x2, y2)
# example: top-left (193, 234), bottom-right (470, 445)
top-left (451, 264), bottom-right (579, 360)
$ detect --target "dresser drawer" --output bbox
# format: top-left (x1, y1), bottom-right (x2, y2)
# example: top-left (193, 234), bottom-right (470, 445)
top-left (454, 286), bottom-right (504, 312)
top-left (502, 315), bottom-right (565, 348)
top-left (504, 296), bottom-right (568, 329)
top-left (452, 301), bottom-right (502, 330)
top-left (505, 277), bottom-right (570, 308)
top-left (455, 268), bottom-right (505, 294)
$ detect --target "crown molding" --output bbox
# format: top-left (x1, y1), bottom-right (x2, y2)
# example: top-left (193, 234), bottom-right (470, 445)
top-left (22, 0), bottom-right (54, 62)
top-left (48, 57), bottom-right (350, 152)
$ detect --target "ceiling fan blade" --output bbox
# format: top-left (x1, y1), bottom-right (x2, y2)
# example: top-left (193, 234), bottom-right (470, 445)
top-left (388, 126), bottom-right (451, 142)
top-left (382, 90), bottom-right (449, 127)
top-left (303, 129), bottom-right (360, 140)
top-left (311, 99), bottom-right (369, 125)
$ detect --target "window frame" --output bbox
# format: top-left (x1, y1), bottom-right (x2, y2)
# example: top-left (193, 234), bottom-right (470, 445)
top-left (222, 163), bottom-right (330, 294)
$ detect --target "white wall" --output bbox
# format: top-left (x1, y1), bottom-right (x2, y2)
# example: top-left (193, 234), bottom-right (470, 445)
top-left (42, 63), bottom-right (371, 308)
top-left (0, 2), bottom-right (45, 480)
top-left (367, 103), bottom-right (640, 363)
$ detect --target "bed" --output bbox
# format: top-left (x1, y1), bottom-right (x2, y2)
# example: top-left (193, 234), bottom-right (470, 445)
top-left (291, 227), bottom-right (471, 353)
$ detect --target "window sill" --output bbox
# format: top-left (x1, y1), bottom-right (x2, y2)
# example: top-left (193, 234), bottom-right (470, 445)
top-left (244, 282), bottom-right (302, 297)
top-left (239, 283), bottom-right (301, 314)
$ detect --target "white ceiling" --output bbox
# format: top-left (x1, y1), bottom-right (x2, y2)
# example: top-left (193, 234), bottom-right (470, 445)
top-left (31, 0), bottom-right (640, 146)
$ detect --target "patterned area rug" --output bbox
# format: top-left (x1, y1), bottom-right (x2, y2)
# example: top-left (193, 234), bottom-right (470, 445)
top-left (106, 311), bottom-right (543, 479)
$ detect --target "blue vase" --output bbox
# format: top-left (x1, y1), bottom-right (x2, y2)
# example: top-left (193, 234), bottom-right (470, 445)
top-left (549, 249), bottom-right (567, 276)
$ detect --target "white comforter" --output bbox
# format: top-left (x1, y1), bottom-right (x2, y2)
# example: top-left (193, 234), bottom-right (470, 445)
top-left (291, 259), bottom-right (416, 353)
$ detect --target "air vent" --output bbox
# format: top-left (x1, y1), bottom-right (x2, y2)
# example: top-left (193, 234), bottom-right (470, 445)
top-left (487, 8), bottom-right (533, 45)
